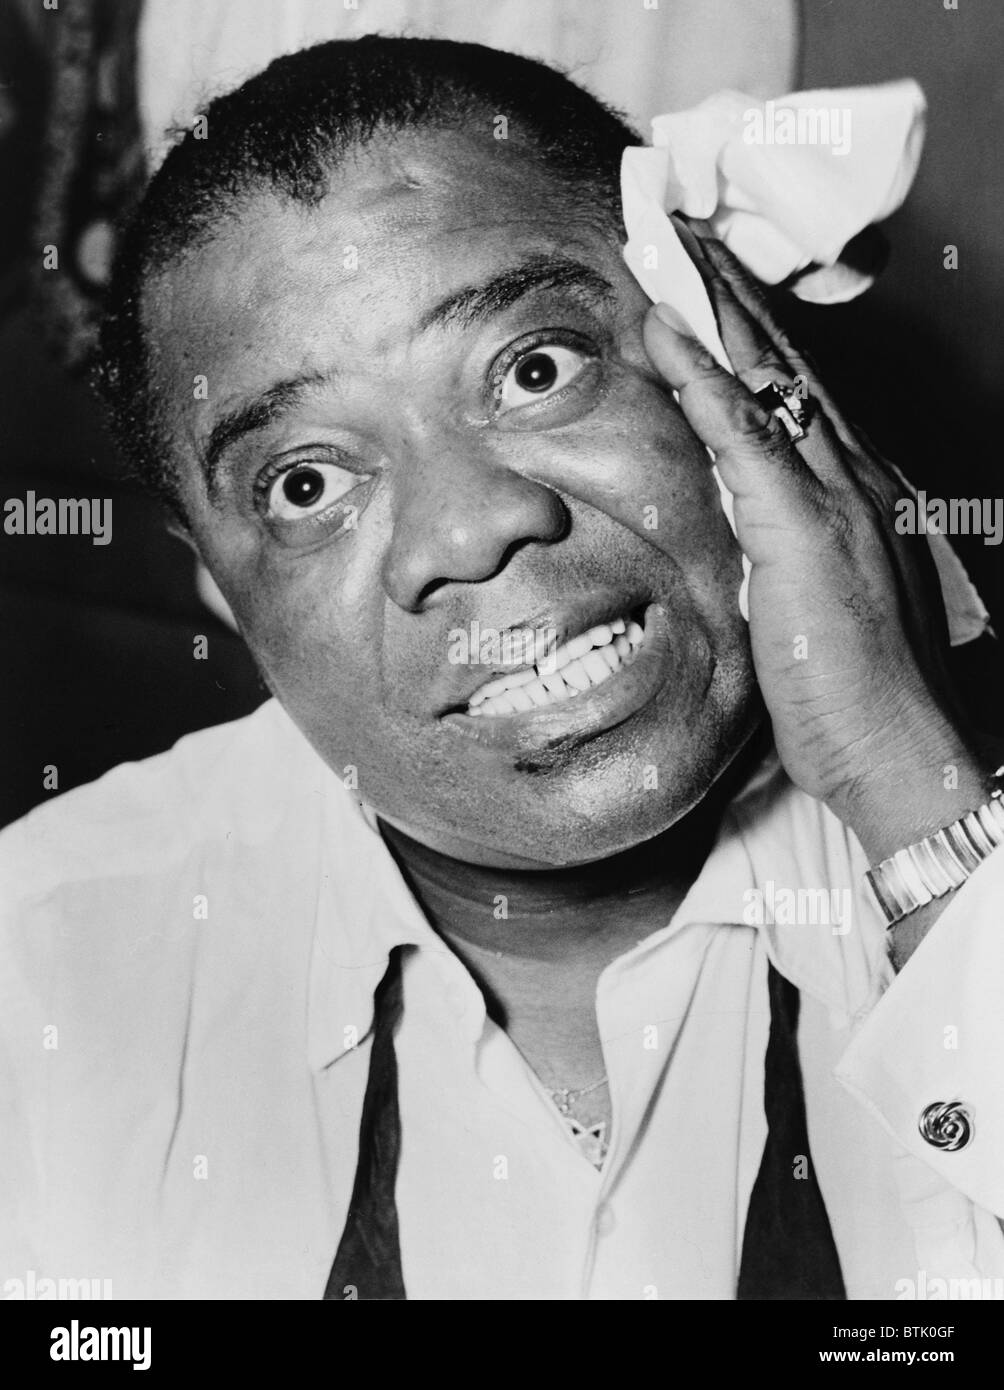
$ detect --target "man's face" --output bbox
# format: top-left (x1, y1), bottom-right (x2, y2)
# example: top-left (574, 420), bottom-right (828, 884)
top-left (146, 127), bottom-right (758, 867)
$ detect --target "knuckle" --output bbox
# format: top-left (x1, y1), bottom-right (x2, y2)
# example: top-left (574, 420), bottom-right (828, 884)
top-left (691, 344), bottom-right (721, 375)
top-left (869, 480), bottom-right (904, 523)
top-left (828, 492), bottom-right (888, 560)
top-left (746, 344), bottom-right (786, 383)
top-left (732, 394), bottom-right (785, 448)
top-left (825, 505), bottom-right (858, 554)
top-left (847, 460), bottom-right (904, 520)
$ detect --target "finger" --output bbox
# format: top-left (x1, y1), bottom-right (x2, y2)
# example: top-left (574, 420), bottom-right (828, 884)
top-left (698, 235), bottom-right (913, 491)
top-left (669, 212), bottom-right (713, 269)
top-left (655, 241), bottom-right (952, 679)
top-left (690, 252), bottom-right (857, 490)
top-left (698, 237), bottom-right (864, 455)
top-left (679, 260), bottom-right (944, 649)
top-left (699, 240), bottom-right (923, 520)
top-left (643, 303), bottom-right (825, 554)
top-left (698, 239), bottom-right (825, 395)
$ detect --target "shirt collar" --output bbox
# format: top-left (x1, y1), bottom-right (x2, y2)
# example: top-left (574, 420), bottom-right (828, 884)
top-left (289, 704), bottom-right (885, 1071)
top-left (305, 779), bottom-right (441, 1071)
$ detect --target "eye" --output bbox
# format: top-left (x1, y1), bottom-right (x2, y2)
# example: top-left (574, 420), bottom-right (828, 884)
top-left (263, 461), bottom-right (358, 521)
top-left (496, 344), bottom-right (591, 411)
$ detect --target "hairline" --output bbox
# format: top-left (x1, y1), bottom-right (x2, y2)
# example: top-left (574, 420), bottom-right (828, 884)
top-left (98, 40), bottom-right (639, 522)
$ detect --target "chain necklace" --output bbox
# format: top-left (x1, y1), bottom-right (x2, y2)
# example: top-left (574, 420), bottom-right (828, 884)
top-left (549, 1074), bottom-right (608, 1117)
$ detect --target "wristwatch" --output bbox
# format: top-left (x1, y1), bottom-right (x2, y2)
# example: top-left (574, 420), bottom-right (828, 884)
top-left (865, 765), bottom-right (1004, 927)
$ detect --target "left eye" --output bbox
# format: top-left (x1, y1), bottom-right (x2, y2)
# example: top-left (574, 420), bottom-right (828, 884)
top-left (496, 345), bottom-right (590, 410)
top-left (264, 462), bottom-right (358, 521)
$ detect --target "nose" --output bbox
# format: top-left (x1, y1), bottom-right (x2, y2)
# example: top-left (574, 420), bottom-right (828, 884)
top-left (381, 432), bottom-right (569, 612)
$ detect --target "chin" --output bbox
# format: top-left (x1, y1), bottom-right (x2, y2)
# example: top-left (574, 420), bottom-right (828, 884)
top-left (512, 784), bottom-right (710, 868)
top-left (431, 717), bottom-right (759, 870)
top-left (357, 656), bottom-right (762, 870)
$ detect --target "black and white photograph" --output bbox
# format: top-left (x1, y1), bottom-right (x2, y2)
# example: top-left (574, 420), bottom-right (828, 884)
top-left (2, 0), bottom-right (1003, 1352)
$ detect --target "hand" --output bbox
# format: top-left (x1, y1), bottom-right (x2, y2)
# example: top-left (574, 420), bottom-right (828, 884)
top-left (642, 234), bottom-right (986, 862)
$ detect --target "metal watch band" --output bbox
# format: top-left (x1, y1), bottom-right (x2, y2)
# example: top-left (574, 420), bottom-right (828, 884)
top-left (865, 766), bottom-right (1004, 928)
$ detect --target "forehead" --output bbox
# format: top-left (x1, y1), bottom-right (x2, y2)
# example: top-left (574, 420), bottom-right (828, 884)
top-left (143, 129), bottom-right (626, 405)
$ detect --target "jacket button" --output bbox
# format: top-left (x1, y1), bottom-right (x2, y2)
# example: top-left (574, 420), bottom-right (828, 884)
top-left (918, 1101), bottom-right (973, 1151)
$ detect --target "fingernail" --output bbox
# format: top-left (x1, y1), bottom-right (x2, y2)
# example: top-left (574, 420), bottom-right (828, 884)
top-left (654, 302), bottom-right (696, 337)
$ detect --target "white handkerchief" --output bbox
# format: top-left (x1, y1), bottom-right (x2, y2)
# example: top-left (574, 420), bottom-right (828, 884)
top-left (619, 80), bottom-right (988, 645)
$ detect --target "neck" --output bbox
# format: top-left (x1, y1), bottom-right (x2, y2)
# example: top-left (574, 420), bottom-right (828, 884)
top-left (378, 733), bottom-right (767, 1093)
top-left (379, 731), bottom-right (765, 968)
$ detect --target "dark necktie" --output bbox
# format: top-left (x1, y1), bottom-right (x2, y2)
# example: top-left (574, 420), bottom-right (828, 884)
top-left (324, 952), bottom-right (845, 1300)
top-left (737, 962), bottom-right (846, 1299)
top-left (323, 947), bottom-right (406, 1301)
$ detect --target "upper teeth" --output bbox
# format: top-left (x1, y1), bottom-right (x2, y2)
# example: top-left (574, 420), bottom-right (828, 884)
top-left (467, 615), bottom-right (645, 717)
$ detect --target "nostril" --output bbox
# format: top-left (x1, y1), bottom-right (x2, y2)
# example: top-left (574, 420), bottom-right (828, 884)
top-left (408, 529), bottom-right (569, 615)
top-left (384, 474), bottom-right (571, 614)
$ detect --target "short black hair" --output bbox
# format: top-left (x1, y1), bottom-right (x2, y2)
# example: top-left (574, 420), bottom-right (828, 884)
top-left (95, 35), bottom-right (639, 521)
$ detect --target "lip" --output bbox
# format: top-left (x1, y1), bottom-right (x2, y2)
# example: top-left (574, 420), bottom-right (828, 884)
top-left (439, 587), bottom-right (651, 714)
top-left (441, 600), bottom-right (671, 755)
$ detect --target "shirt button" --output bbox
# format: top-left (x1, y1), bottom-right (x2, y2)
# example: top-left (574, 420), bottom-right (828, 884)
top-left (918, 1100), bottom-right (974, 1151)
top-left (596, 1205), bottom-right (616, 1237)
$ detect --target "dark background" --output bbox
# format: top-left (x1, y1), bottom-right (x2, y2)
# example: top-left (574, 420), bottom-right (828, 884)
top-left (1, 0), bottom-right (1001, 827)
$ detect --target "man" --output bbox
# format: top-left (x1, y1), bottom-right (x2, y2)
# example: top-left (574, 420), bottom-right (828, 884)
top-left (3, 36), bottom-right (1003, 1301)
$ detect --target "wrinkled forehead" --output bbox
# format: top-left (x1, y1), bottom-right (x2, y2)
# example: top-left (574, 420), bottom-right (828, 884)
top-left (142, 126), bottom-right (629, 372)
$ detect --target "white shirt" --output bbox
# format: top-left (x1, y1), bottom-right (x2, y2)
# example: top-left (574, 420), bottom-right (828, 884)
top-left (2, 698), bottom-right (1003, 1300)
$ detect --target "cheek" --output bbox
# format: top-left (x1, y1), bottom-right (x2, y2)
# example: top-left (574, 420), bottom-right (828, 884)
top-left (194, 534), bottom-right (374, 721)
top-left (547, 366), bottom-right (742, 594)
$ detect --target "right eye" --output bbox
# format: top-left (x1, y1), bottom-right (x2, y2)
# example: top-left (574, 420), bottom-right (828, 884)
top-left (493, 343), bottom-right (594, 415)
top-left (262, 461), bottom-right (360, 522)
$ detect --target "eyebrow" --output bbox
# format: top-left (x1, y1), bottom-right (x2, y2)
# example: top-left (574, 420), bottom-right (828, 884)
top-left (201, 371), bottom-right (330, 500)
top-left (198, 254), bottom-right (615, 497)
top-left (415, 254), bottom-right (616, 334)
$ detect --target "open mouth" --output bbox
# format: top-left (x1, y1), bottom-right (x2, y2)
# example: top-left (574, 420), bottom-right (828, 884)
top-left (441, 600), bottom-right (672, 755)
top-left (466, 608), bottom-right (648, 717)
